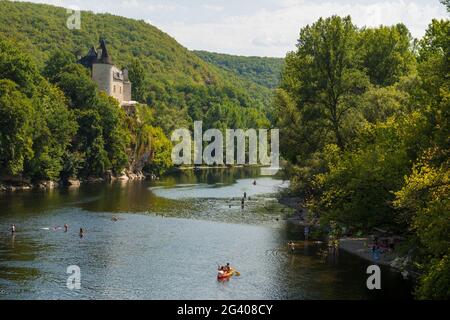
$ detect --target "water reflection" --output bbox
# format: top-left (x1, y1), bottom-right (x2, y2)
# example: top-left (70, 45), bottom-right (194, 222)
top-left (0, 168), bottom-right (412, 299)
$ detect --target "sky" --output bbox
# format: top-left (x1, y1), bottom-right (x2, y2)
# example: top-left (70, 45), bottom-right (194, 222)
top-left (14, 0), bottom-right (449, 57)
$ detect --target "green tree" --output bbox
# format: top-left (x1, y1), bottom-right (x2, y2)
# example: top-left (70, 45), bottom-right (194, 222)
top-left (127, 58), bottom-right (148, 103)
top-left (360, 85), bottom-right (409, 123)
top-left (56, 63), bottom-right (98, 109)
top-left (43, 49), bottom-right (76, 82)
top-left (96, 92), bottom-right (130, 173)
top-left (0, 80), bottom-right (33, 176)
top-left (143, 126), bottom-right (173, 176)
top-left (310, 113), bottom-right (422, 231)
top-left (394, 160), bottom-right (450, 300)
top-left (273, 88), bottom-right (305, 163)
top-left (282, 16), bottom-right (369, 150)
top-left (0, 38), bottom-right (39, 97)
top-left (358, 24), bottom-right (415, 86)
top-left (74, 109), bottom-right (110, 177)
top-left (391, 18), bottom-right (450, 299)
top-left (24, 82), bottom-right (77, 180)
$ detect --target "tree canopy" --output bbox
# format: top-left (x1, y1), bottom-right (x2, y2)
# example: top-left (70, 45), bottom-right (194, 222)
top-left (276, 12), bottom-right (450, 299)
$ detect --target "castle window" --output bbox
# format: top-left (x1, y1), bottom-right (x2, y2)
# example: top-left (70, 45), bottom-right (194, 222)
top-left (120, 87), bottom-right (122, 94)
top-left (113, 85), bottom-right (116, 93)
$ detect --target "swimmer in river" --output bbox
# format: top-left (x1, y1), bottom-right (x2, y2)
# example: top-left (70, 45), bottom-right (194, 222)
top-left (253, 180), bottom-right (257, 185)
top-left (288, 241), bottom-right (295, 252)
top-left (64, 224), bottom-right (68, 232)
top-left (79, 228), bottom-right (84, 238)
top-left (112, 216), bottom-right (118, 222)
top-left (243, 192), bottom-right (247, 199)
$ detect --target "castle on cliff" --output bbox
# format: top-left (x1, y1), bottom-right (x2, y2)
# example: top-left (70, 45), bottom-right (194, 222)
top-left (78, 39), bottom-right (134, 106)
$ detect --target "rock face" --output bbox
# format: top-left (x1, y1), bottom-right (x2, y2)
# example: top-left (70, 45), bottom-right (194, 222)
top-left (36, 181), bottom-right (58, 189)
top-left (117, 171), bottom-right (130, 181)
top-left (116, 170), bottom-right (146, 181)
top-left (66, 179), bottom-right (81, 187)
top-left (0, 182), bottom-right (32, 192)
top-left (83, 177), bottom-right (105, 183)
top-left (1, 170), bottom-right (154, 192)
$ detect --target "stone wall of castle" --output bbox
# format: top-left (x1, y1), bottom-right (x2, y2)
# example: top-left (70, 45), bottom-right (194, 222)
top-left (92, 63), bottom-right (126, 103)
top-left (123, 81), bottom-right (132, 102)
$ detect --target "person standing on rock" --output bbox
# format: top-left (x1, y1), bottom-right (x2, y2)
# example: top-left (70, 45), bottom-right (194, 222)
top-left (10, 224), bottom-right (16, 235)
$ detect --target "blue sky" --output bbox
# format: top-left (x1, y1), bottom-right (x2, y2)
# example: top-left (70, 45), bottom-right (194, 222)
top-left (15, 0), bottom-right (449, 57)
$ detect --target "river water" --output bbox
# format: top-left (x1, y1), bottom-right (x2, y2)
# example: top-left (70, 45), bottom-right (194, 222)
top-left (0, 168), bottom-right (412, 299)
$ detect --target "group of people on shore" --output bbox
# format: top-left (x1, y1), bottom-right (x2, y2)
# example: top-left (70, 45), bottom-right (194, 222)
top-left (371, 236), bottom-right (393, 260)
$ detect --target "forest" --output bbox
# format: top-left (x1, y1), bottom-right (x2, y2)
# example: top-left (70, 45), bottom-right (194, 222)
top-left (275, 2), bottom-right (449, 299)
top-left (193, 50), bottom-right (284, 89)
top-left (0, 0), bottom-right (448, 299)
top-left (0, 0), bottom-right (273, 135)
top-left (0, 0), bottom-right (274, 183)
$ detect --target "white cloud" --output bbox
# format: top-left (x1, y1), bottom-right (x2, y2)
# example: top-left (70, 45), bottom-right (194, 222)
top-left (202, 4), bottom-right (224, 12)
top-left (146, 3), bottom-right (177, 12)
top-left (14, 0), bottom-right (449, 57)
top-left (160, 0), bottom-right (448, 57)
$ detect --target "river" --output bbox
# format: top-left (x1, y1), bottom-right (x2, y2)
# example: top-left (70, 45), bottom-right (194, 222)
top-left (0, 168), bottom-right (412, 299)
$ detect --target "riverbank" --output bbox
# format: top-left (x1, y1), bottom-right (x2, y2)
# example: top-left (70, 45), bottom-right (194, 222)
top-left (0, 170), bottom-right (157, 192)
top-left (339, 237), bottom-right (395, 266)
top-left (279, 196), bottom-right (415, 279)
top-left (339, 237), bottom-right (418, 280)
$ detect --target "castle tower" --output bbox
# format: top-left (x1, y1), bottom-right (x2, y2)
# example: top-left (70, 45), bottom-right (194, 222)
top-left (78, 39), bottom-right (133, 105)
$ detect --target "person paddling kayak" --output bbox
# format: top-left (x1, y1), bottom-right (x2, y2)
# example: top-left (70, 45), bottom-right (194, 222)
top-left (217, 263), bottom-right (240, 280)
top-left (217, 263), bottom-right (231, 272)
